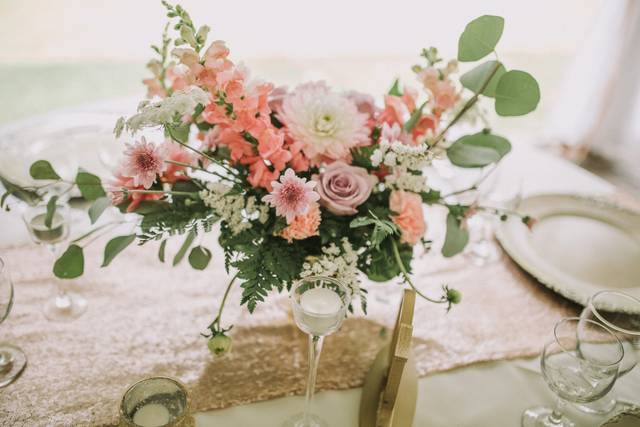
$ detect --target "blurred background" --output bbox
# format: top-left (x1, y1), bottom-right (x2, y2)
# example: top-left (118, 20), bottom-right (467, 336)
top-left (1, 0), bottom-right (638, 191)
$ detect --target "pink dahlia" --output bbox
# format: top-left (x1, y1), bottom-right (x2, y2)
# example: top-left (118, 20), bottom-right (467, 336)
top-left (262, 168), bottom-right (320, 223)
top-left (121, 137), bottom-right (167, 189)
top-left (278, 82), bottom-right (369, 163)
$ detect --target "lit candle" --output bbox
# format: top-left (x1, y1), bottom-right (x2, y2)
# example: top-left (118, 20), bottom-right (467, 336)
top-left (300, 287), bottom-right (342, 314)
top-left (132, 403), bottom-right (171, 427)
top-left (298, 287), bottom-right (343, 336)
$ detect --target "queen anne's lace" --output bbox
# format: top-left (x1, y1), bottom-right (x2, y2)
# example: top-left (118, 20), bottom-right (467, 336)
top-left (300, 238), bottom-right (361, 296)
top-left (200, 182), bottom-right (269, 235)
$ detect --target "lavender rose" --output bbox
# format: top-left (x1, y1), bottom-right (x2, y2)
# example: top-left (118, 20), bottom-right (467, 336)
top-left (314, 161), bottom-right (375, 216)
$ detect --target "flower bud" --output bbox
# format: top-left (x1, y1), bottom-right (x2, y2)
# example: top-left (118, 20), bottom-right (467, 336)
top-left (208, 333), bottom-right (232, 356)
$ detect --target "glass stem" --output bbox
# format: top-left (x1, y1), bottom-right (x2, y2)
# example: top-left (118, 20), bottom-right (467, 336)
top-left (47, 243), bottom-right (70, 309)
top-left (548, 398), bottom-right (566, 424)
top-left (303, 335), bottom-right (324, 425)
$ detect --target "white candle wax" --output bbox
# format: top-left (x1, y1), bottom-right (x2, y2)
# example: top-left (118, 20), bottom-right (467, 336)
top-left (300, 287), bottom-right (342, 315)
top-left (132, 403), bottom-right (171, 427)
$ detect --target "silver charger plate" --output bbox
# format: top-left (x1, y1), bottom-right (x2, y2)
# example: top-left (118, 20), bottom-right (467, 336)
top-left (496, 194), bottom-right (640, 313)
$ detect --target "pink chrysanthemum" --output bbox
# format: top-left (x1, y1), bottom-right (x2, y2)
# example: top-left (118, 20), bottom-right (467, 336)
top-left (121, 137), bottom-right (167, 189)
top-left (262, 168), bottom-right (320, 223)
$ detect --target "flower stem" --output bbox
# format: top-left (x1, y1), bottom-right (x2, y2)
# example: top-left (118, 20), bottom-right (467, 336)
top-left (164, 159), bottom-right (240, 184)
top-left (165, 128), bottom-right (239, 177)
top-left (430, 60), bottom-right (502, 148)
top-left (118, 188), bottom-right (197, 196)
top-left (213, 272), bottom-right (239, 329)
top-left (390, 238), bottom-right (446, 305)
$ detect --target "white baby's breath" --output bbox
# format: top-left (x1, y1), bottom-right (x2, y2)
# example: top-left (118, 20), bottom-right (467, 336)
top-left (200, 182), bottom-right (269, 235)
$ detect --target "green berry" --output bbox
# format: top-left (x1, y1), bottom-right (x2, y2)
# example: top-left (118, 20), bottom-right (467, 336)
top-left (208, 334), bottom-right (232, 356)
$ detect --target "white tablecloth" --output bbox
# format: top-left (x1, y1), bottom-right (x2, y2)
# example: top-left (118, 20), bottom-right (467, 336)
top-left (1, 105), bottom-right (638, 427)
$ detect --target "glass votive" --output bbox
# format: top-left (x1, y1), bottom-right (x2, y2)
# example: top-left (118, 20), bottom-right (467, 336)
top-left (119, 377), bottom-right (194, 427)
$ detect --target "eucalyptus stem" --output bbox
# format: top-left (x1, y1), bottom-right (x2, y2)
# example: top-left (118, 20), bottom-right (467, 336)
top-left (166, 127), bottom-right (239, 177)
top-left (71, 221), bottom-right (127, 244)
top-left (118, 188), bottom-right (197, 197)
top-left (390, 238), bottom-right (446, 305)
top-left (430, 60), bottom-right (502, 148)
top-left (164, 159), bottom-right (240, 184)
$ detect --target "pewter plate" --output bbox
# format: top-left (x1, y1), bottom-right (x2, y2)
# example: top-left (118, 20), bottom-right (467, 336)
top-left (496, 194), bottom-right (640, 312)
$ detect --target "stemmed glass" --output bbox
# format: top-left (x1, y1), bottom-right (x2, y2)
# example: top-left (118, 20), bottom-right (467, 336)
top-left (0, 257), bottom-right (27, 387)
top-left (283, 276), bottom-right (351, 427)
top-left (575, 291), bottom-right (640, 414)
top-left (522, 317), bottom-right (624, 427)
top-left (21, 201), bottom-right (87, 321)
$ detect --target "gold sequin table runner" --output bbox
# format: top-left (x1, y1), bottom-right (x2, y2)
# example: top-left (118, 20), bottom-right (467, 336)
top-left (0, 235), bottom-right (578, 426)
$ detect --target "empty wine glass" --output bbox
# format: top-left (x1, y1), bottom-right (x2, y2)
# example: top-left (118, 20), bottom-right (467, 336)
top-left (522, 317), bottom-right (623, 427)
top-left (22, 201), bottom-right (87, 321)
top-left (464, 165), bottom-right (501, 266)
top-left (0, 257), bottom-right (27, 387)
top-left (283, 276), bottom-right (351, 427)
top-left (575, 291), bottom-right (640, 415)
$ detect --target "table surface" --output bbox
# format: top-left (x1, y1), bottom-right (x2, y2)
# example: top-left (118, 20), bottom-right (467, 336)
top-left (0, 102), bottom-right (639, 427)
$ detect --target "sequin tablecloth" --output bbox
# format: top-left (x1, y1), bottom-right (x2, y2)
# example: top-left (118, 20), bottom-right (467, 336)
top-left (0, 229), bottom-right (578, 426)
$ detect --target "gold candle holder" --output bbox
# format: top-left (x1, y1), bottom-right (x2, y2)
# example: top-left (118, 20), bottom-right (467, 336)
top-left (119, 377), bottom-right (194, 427)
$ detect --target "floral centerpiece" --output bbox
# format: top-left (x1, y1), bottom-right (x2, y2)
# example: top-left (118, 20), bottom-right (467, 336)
top-left (2, 2), bottom-right (539, 353)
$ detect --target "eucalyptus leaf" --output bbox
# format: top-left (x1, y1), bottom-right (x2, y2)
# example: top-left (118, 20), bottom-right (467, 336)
top-left (442, 213), bottom-right (469, 257)
top-left (457, 15), bottom-right (504, 62)
top-left (102, 234), bottom-right (136, 267)
top-left (188, 246), bottom-right (212, 270)
top-left (45, 196), bottom-right (58, 229)
top-left (88, 197), bottom-right (111, 224)
top-left (53, 244), bottom-right (84, 279)
top-left (173, 231), bottom-right (195, 266)
top-left (495, 70), bottom-right (540, 116)
top-left (158, 239), bottom-right (167, 263)
top-left (447, 132), bottom-right (511, 168)
top-left (76, 170), bottom-right (106, 201)
top-left (460, 60), bottom-right (506, 97)
top-left (166, 123), bottom-right (190, 144)
top-left (29, 160), bottom-right (61, 180)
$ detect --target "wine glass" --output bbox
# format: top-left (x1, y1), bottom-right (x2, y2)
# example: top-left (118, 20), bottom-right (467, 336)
top-left (21, 201), bottom-right (87, 321)
top-left (283, 276), bottom-right (351, 427)
top-left (522, 317), bottom-right (623, 427)
top-left (464, 165), bottom-right (501, 266)
top-left (0, 257), bottom-right (27, 387)
top-left (575, 291), bottom-right (640, 414)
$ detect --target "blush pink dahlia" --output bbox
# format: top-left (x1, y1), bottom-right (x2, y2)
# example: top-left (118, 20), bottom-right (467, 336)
top-left (262, 168), bottom-right (320, 223)
top-left (121, 137), bottom-right (167, 189)
top-left (278, 82), bottom-right (369, 163)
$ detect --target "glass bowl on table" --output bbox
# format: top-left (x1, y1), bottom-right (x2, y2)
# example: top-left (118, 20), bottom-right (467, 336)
top-left (0, 257), bottom-right (27, 388)
top-left (522, 317), bottom-right (624, 427)
top-left (21, 200), bottom-right (87, 321)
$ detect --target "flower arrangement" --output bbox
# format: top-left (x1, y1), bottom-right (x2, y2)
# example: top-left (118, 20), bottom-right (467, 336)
top-left (2, 2), bottom-right (539, 352)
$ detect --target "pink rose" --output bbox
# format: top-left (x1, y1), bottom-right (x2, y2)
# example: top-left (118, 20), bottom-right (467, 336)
top-left (314, 161), bottom-right (375, 216)
top-left (389, 190), bottom-right (426, 245)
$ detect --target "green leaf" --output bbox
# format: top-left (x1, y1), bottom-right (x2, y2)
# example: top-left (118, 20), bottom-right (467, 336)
top-left (188, 246), bottom-right (212, 270)
top-left (88, 197), bottom-right (111, 224)
top-left (420, 190), bottom-right (441, 204)
top-left (494, 70), bottom-right (540, 116)
top-left (388, 78), bottom-right (402, 96)
top-left (45, 196), bottom-right (58, 229)
top-left (158, 240), bottom-right (167, 263)
top-left (458, 15), bottom-right (504, 62)
top-left (173, 231), bottom-right (195, 266)
top-left (442, 213), bottom-right (469, 257)
top-left (29, 160), bottom-right (61, 180)
top-left (75, 170), bottom-right (106, 201)
top-left (447, 132), bottom-right (511, 168)
top-left (350, 217), bottom-right (376, 228)
top-left (166, 123), bottom-right (191, 144)
top-left (53, 245), bottom-right (84, 279)
top-left (460, 60), bottom-right (506, 97)
top-left (102, 234), bottom-right (136, 267)
top-left (403, 101), bottom-right (427, 133)
top-left (365, 239), bottom-right (411, 282)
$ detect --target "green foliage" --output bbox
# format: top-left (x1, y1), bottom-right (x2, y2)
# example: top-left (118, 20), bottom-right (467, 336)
top-left (495, 70), bottom-right (541, 116)
top-left (102, 235), bottom-right (136, 267)
top-left (457, 15), bottom-right (504, 62)
top-left (88, 197), bottom-right (111, 224)
top-left (44, 196), bottom-right (58, 229)
top-left (403, 101), bottom-right (427, 132)
top-left (350, 211), bottom-right (398, 250)
top-left (351, 145), bottom-right (377, 170)
top-left (158, 239), bottom-right (167, 262)
top-left (388, 78), bottom-right (402, 96)
top-left (0, 176), bottom-right (41, 210)
top-left (165, 123), bottom-right (191, 144)
top-left (75, 170), bottom-right (106, 201)
top-left (363, 238), bottom-right (412, 282)
top-left (138, 201), bottom-right (218, 243)
top-left (188, 246), bottom-right (212, 270)
top-left (29, 160), bottom-right (60, 180)
top-left (460, 60), bottom-right (506, 97)
top-left (53, 245), bottom-right (84, 279)
top-left (173, 231), bottom-right (196, 266)
top-left (420, 190), bottom-right (442, 204)
top-left (447, 132), bottom-right (511, 168)
top-left (232, 236), bottom-right (305, 313)
top-left (442, 212), bottom-right (469, 257)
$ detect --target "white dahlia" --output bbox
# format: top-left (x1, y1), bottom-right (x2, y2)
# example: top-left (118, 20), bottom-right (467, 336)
top-left (278, 82), bottom-right (369, 162)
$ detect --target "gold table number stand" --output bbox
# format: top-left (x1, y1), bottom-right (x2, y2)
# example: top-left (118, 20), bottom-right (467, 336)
top-left (359, 289), bottom-right (418, 427)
